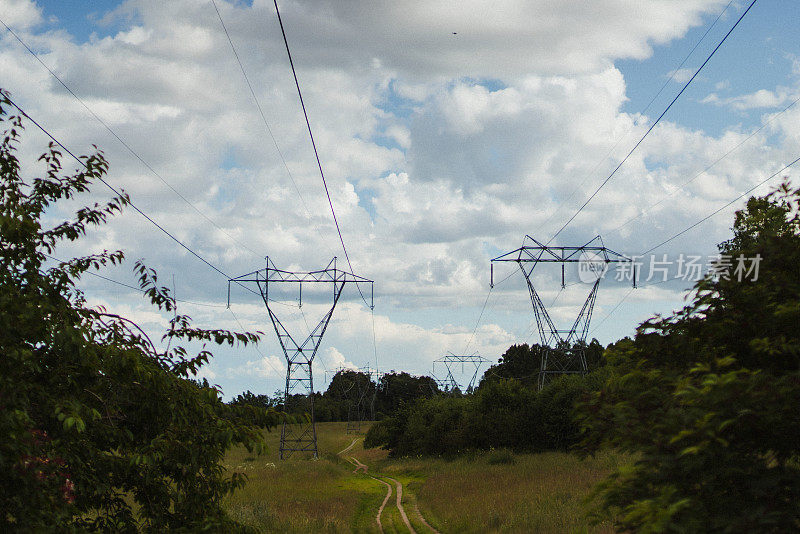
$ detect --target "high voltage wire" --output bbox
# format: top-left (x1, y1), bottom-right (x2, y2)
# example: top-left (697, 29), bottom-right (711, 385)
top-left (642, 154), bottom-right (800, 255)
top-left (4, 94), bottom-right (265, 299)
top-left (538, 0), bottom-right (735, 238)
top-left (213, 0), bottom-right (374, 382)
top-left (44, 254), bottom-right (229, 308)
top-left (547, 0), bottom-right (758, 245)
top-left (271, 0), bottom-right (371, 309)
top-left (209, 0), bottom-right (332, 256)
top-left (606, 94), bottom-right (800, 239)
top-left (228, 308), bottom-right (287, 379)
top-left (590, 154), bottom-right (800, 336)
top-left (462, 268), bottom-right (518, 354)
top-left (0, 17), bottom-right (262, 260)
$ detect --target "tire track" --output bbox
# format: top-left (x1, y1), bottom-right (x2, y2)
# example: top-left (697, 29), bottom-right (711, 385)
top-left (338, 437), bottom-right (359, 455)
top-left (338, 438), bottom-right (392, 532)
top-left (412, 499), bottom-right (441, 534)
top-left (338, 435), bottom-right (434, 533)
top-left (384, 476), bottom-right (416, 534)
top-left (371, 475), bottom-right (393, 533)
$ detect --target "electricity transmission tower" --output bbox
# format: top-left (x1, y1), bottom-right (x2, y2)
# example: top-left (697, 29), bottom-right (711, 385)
top-left (228, 257), bottom-right (372, 459)
top-left (359, 366), bottom-right (383, 423)
top-left (491, 236), bottom-right (634, 390)
top-left (326, 366), bottom-right (374, 434)
top-left (433, 353), bottom-right (489, 393)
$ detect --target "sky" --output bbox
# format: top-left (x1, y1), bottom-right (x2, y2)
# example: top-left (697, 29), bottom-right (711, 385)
top-left (1, 0), bottom-right (799, 398)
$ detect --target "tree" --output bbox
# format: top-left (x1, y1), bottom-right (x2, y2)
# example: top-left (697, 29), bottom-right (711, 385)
top-left (374, 371), bottom-right (438, 417)
top-left (579, 183), bottom-right (800, 532)
top-left (0, 90), bottom-right (278, 531)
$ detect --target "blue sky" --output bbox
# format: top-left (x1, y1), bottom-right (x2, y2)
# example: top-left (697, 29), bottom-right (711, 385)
top-left (2, 0), bottom-right (799, 397)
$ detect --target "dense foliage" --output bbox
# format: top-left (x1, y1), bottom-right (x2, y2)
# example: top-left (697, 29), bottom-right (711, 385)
top-left (479, 341), bottom-right (604, 389)
top-left (232, 369), bottom-right (438, 423)
top-left (0, 92), bottom-right (278, 531)
top-left (579, 183), bottom-right (800, 531)
top-left (364, 367), bottom-right (608, 456)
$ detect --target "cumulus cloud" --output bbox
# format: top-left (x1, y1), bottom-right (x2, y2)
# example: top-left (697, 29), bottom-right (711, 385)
top-left (702, 87), bottom-right (799, 110)
top-left (3, 0), bottom-right (797, 397)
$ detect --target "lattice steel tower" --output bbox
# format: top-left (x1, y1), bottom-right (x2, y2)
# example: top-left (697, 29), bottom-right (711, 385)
top-left (432, 353), bottom-right (489, 393)
top-left (492, 236), bottom-right (633, 389)
top-left (229, 257), bottom-right (372, 459)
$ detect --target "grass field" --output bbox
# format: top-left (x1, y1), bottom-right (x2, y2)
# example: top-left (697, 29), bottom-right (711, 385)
top-left (222, 422), bottom-right (626, 533)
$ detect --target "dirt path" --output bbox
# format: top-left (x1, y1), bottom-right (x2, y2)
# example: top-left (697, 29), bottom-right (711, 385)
top-left (337, 436), bottom-right (434, 533)
top-left (350, 455), bottom-right (368, 474)
top-left (338, 437), bottom-right (359, 455)
top-left (384, 476), bottom-right (416, 534)
top-left (371, 475), bottom-right (393, 533)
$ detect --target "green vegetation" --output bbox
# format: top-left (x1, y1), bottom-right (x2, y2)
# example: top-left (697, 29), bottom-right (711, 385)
top-left (0, 91), bottom-right (278, 530)
top-left (364, 365), bottom-right (609, 456)
top-left (364, 183), bottom-right (800, 531)
top-left (232, 369), bottom-right (438, 423)
top-left (579, 183), bottom-right (800, 531)
top-left (222, 422), bottom-right (628, 533)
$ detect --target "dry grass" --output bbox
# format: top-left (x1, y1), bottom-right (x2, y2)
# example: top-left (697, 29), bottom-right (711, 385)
top-left (222, 422), bottom-right (629, 533)
top-left (379, 450), bottom-right (626, 533)
top-left (222, 422), bottom-right (385, 533)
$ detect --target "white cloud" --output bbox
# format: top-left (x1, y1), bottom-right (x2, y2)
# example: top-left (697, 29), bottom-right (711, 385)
top-left (4, 0), bottom-right (798, 398)
top-left (668, 67), bottom-right (695, 84)
top-left (702, 87), bottom-right (798, 111)
top-left (0, 0), bottom-right (42, 30)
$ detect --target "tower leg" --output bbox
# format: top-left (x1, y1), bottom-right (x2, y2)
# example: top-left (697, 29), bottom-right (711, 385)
top-left (279, 361), bottom-right (318, 459)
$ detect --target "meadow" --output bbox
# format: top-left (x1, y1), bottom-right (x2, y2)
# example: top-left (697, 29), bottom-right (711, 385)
top-left (222, 421), bottom-right (626, 533)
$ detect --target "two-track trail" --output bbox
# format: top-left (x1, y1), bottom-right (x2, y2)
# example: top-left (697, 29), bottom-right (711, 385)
top-left (337, 436), bottom-right (438, 533)
top-left (384, 476), bottom-right (415, 533)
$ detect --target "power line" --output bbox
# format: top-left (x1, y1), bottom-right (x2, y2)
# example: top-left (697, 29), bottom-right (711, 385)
top-left (3, 94), bottom-right (267, 300)
top-left (607, 94), bottom-right (800, 238)
top-left (270, 0), bottom-right (370, 309)
top-left (538, 0), bottom-right (735, 237)
top-left (643, 154), bottom-right (800, 255)
top-left (44, 254), bottom-right (229, 308)
top-left (590, 154), bottom-right (800, 336)
top-left (589, 287), bottom-right (634, 336)
top-left (462, 268), bottom-right (519, 354)
top-left (0, 17), bottom-right (262, 259)
top-left (209, 0), bottom-right (330, 252)
top-left (547, 0), bottom-right (758, 245)
top-left (228, 307), bottom-right (287, 379)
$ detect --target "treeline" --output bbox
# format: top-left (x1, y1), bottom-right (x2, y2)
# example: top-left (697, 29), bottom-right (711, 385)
top-left (363, 340), bottom-right (607, 455)
top-left (365, 183), bottom-right (800, 531)
top-left (231, 370), bottom-right (438, 422)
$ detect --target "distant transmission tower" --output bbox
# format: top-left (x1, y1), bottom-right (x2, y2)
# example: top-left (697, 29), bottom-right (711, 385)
top-left (228, 257), bottom-right (373, 459)
top-left (492, 236), bottom-right (634, 390)
top-left (432, 353), bottom-right (489, 393)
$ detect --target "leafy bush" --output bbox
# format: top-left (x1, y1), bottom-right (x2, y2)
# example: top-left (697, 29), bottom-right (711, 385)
top-left (365, 367), bottom-right (608, 456)
top-left (579, 183), bottom-right (800, 531)
top-left (0, 90), bottom-right (278, 531)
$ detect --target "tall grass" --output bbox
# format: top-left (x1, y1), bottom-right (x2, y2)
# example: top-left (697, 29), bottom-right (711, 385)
top-left (222, 422), bottom-right (628, 533)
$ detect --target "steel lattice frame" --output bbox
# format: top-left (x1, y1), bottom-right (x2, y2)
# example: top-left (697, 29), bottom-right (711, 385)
top-left (229, 257), bottom-right (373, 459)
top-left (327, 366), bottom-right (375, 434)
top-left (433, 353), bottom-right (489, 393)
top-left (492, 236), bottom-right (634, 390)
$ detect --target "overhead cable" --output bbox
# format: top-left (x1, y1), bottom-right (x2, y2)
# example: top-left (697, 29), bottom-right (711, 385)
top-left (4, 95), bottom-right (264, 298)
top-left (0, 17), bottom-right (262, 259)
top-left (538, 0), bottom-right (735, 237)
top-left (271, 0), bottom-right (370, 309)
top-left (547, 0), bottom-right (758, 244)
